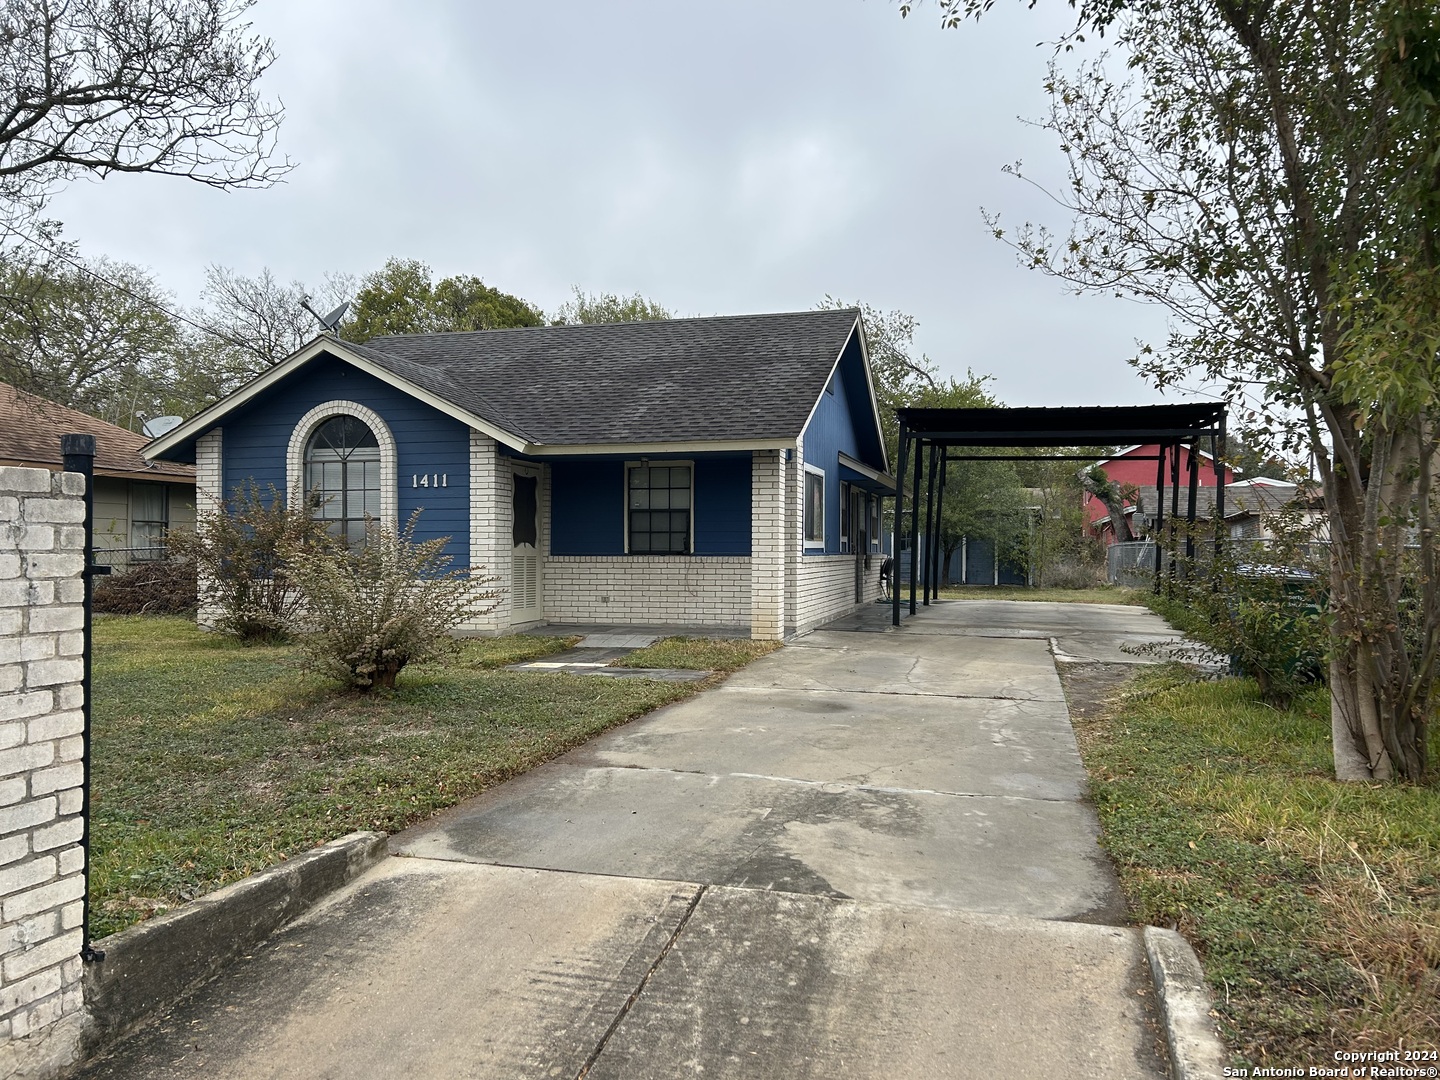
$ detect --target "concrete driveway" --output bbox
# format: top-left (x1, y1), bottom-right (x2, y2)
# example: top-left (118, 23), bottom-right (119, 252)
top-left (79, 600), bottom-right (1183, 1080)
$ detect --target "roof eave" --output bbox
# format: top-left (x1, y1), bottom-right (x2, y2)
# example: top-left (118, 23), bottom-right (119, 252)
top-left (524, 438), bottom-right (796, 457)
top-left (838, 451), bottom-right (896, 493)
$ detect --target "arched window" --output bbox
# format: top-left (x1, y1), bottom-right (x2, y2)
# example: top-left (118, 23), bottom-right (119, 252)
top-left (305, 415), bottom-right (381, 546)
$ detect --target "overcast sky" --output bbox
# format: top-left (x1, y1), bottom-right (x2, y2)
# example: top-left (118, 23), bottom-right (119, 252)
top-left (45, 0), bottom-right (1182, 408)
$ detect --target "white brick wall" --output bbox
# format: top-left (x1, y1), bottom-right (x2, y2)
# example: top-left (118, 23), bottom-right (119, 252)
top-left (193, 430), bottom-right (223, 630)
top-left (785, 441), bottom-right (802, 633)
top-left (459, 433), bottom-right (508, 635)
top-left (750, 450), bottom-right (785, 640)
top-left (543, 556), bottom-right (751, 627)
top-left (793, 553), bottom-right (881, 635)
top-left (0, 467), bottom-right (87, 1054)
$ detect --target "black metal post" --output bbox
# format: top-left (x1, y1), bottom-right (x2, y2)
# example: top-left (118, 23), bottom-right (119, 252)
top-left (1185, 440), bottom-right (1200, 575)
top-left (1153, 442), bottom-right (1166, 593)
top-left (1168, 438), bottom-right (1182, 595)
top-left (1213, 413), bottom-right (1227, 570)
top-left (933, 450), bottom-right (949, 598)
top-left (893, 421), bottom-right (909, 627)
top-left (921, 442), bottom-right (938, 606)
top-left (909, 437), bottom-right (923, 615)
top-left (62, 434), bottom-right (105, 964)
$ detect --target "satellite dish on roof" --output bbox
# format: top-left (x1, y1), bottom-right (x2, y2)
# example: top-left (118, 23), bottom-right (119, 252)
top-left (301, 296), bottom-right (350, 334)
top-left (143, 416), bottom-right (183, 439)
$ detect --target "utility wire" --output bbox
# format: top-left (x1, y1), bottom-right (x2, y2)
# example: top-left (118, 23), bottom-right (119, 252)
top-left (0, 218), bottom-right (255, 351)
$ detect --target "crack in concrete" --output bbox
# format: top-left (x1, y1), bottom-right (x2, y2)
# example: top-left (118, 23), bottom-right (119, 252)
top-left (574, 884), bottom-right (706, 1080)
top-left (718, 684), bottom-right (1057, 703)
top-left (555, 763), bottom-right (1079, 806)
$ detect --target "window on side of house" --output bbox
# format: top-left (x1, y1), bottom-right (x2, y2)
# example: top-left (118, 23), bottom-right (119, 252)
top-left (627, 463), bottom-right (692, 554)
top-left (130, 482), bottom-right (168, 560)
top-left (870, 497), bottom-right (882, 551)
top-left (839, 482), bottom-right (852, 553)
top-left (803, 466), bottom-right (825, 547)
top-left (305, 414), bottom-right (382, 548)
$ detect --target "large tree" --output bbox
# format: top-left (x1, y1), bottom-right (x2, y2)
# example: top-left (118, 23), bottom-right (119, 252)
top-left (0, 237), bottom-right (181, 427)
top-left (340, 259), bottom-right (544, 342)
top-left (196, 264), bottom-right (354, 373)
top-left (0, 0), bottom-right (288, 221)
top-left (910, 0), bottom-right (1440, 780)
top-left (551, 287), bottom-right (673, 325)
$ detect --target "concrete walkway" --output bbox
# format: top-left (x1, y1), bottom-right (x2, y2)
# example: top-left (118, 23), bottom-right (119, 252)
top-left (79, 600), bottom-right (1184, 1080)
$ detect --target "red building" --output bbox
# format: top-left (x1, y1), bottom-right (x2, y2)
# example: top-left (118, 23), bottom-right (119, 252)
top-left (1084, 443), bottom-right (1235, 543)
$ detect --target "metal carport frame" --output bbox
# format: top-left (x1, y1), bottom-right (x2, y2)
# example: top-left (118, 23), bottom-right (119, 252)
top-left (891, 403), bottom-right (1228, 626)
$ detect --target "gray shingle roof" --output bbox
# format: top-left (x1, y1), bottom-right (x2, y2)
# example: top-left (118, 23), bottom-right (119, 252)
top-left (1136, 481), bottom-right (1300, 520)
top-left (344, 309), bottom-right (863, 446)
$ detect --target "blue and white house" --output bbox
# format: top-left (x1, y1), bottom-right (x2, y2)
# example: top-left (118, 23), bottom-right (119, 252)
top-left (143, 309), bottom-right (895, 640)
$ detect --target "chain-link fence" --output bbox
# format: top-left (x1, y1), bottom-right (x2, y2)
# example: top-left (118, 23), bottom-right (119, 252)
top-left (95, 544), bottom-right (169, 571)
top-left (1107, 540), bottom-right (1160, 587)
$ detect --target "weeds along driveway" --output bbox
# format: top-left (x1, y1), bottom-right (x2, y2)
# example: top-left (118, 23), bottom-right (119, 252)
top-left (81, 601), bottom-right (1188, 1080)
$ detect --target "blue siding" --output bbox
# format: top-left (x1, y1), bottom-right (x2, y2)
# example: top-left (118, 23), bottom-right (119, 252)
top-left (550, 460), bottom-right (624, 555)
top-left (694, 456), bottom-right (750, 554)
top-left (217, 354), bottom-right (472, 564)
top-left (550, 453), bottom-right (751, 556)
top-left (800, 335), bottom-right (869, 555)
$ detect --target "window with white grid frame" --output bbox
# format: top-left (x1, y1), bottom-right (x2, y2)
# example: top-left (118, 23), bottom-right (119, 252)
top-left (627, 463), bottom-right (692, 554)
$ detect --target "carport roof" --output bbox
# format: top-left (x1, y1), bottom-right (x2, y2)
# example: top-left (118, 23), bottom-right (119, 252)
top-left (895, 404), bottom-right (1226, 447)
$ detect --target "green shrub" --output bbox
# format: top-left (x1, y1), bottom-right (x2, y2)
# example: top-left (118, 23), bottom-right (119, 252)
top-left (282, 514), bottom-right (495, 691)
top-left (167, 482), bottom-right (333, 643)
top-left (1148, 518), bottom-right (1327, 706)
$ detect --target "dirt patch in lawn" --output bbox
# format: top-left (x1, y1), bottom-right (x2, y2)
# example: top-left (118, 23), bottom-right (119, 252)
top-left (1056, 661), bottom-right (1146, 721)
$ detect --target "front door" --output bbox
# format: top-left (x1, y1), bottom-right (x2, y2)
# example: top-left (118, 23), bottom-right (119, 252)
top-left (510, 470), bottom-right (542, 625)
top-left (851, 488), bottom-right (867, 602)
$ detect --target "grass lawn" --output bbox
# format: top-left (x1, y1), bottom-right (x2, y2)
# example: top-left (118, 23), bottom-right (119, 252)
top-left (90, 616), bottom-right (758, 938)
top-left (1074, 665), bottom-right (1440, 1064)
top-left (610, 636), bottom-right (780, 672)
top-left (936, 584), bottom-right (1143, 604)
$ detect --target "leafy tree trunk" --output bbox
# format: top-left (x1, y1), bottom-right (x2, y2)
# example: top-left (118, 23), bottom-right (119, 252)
top-left (1079, 468), bottom-right (1136, 543)
top-left (1321, 413), bottom-right (1435, 781)
top-left (942, 540), bottom-right (962, 586)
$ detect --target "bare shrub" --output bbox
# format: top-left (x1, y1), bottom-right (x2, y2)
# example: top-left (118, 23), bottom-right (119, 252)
top-left (93, 555), bottom-right (197, 616)
top-left (282, 513), bottom-right (496, 691)
top-left (1041, 559), bottom-right (1102, 590)
top-left (167, 482), bottom-right (333, 643)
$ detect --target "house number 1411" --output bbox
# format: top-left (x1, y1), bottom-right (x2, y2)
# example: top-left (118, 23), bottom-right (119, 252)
top-left (411, 473), bottom-right (448, 488)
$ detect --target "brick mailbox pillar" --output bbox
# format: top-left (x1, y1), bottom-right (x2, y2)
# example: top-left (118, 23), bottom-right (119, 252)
top-left (0, 464), bottom-right (89, 1063)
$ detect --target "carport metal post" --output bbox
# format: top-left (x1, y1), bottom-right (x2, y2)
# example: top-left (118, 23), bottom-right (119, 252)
top-left (932, 449), bottom-right (949, 598)
top-left (1168, 438), bottom-right (1181, 595)
top-left (1153, 443), bottom-right (1166, 592)
top-left (909, 435), bottom-right (924, 615)
top-left (922, 441), bottom-right (939, 606)
top-left (1185, 440), bottom-right (1200, 575)
top-left (1213, 413), bottom-right (1227, 570)
top-left (893, 420), bottom-right (909, 626)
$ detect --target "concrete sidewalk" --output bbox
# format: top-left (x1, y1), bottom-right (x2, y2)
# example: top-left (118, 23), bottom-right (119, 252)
top-left (78, 600), bottom-right (1184, 1079)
